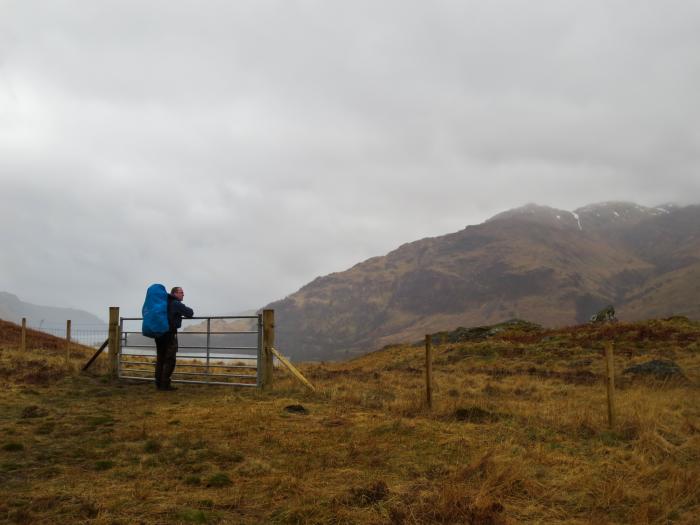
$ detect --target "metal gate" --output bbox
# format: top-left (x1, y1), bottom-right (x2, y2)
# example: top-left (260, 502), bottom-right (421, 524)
top-left (118, 315), bottom-right (262, 387)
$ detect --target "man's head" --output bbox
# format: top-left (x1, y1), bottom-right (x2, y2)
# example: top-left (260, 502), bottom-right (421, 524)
top-left (171, 287), bottom-right (184, 301)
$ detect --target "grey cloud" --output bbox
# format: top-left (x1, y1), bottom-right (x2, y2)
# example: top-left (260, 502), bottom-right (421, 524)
top-left (1, 1), bottom-right (699, 320)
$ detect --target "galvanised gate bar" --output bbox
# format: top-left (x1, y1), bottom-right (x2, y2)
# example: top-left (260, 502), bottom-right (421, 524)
top-left (117, 315), bottom-right (262, 387)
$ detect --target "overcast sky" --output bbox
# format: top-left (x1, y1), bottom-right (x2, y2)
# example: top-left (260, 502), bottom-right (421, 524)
top-left (1, 1), bottom-right (699, 321)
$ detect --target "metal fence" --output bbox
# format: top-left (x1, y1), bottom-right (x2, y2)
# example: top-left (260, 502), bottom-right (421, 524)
top-left (118, 315), bottom-right (262, 388)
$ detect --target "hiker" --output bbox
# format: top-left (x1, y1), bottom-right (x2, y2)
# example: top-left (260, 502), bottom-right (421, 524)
top-left (154, 287), bottom-right (194, 391)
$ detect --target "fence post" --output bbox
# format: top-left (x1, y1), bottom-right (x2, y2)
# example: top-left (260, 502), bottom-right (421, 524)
top-left (425, 334), bottom-right (433, 409)
top-left (261, 309), bottom-right (275, 391)
top-left (20, 318), bottom-right (26, 352)
top-left (108, 307), bottom-right (120, 379)
top-left (605, 341), bottom-right (616, 428)
top-left (65, 320), bottom-right (72, 367)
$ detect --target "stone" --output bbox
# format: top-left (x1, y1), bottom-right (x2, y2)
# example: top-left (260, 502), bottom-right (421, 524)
top-left (622, 359), bottom-right (686, 380)
top-left (590, 305), bottom-right (617, 324)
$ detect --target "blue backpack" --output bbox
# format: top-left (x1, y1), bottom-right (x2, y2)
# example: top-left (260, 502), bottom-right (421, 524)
top-left (142, 283), bottom-right (170, 338)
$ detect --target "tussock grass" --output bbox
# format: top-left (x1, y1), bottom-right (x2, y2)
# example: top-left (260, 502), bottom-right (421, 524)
top-left (0, 318), bottom-right (698, 523)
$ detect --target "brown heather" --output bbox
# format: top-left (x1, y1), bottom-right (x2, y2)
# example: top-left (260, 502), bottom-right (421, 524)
top-left (0, 317), bottom-right (698, 524)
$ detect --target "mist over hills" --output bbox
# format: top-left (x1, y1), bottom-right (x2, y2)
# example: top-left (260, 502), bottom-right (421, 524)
top-left (265, 202), bottom-right (700, 361)
top-left (0, 292), bottom-right (106, 332)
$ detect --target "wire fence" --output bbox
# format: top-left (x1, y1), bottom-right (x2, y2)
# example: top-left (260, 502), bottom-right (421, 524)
top-left (26, 323), bottom-right (108, 347)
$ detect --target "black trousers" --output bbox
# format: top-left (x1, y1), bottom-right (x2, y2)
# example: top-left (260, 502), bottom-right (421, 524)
top-left (154, 332), bottom-right (178, 388)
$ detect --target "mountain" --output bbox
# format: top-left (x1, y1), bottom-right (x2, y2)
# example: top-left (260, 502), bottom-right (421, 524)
top-left (262, 202), bottom-right (700, 361)
top-left (0, 292), bottom-right (106, 332)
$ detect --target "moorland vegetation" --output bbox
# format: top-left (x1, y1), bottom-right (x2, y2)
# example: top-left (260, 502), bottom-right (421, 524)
top-left (0, 317), bottom-right (698, 524)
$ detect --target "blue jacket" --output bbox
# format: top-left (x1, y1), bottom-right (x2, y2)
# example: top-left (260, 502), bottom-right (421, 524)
top-left (168, 295), bottom-right (194, 331)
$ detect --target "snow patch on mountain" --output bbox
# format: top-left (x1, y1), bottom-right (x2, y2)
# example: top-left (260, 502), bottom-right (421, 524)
top-left (570, 211), bottom-right (583, 230)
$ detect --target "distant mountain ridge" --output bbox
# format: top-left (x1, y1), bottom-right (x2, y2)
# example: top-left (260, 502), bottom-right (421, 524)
top-left (264, 202), bottom-right (700, 361)
top-left (0, 292), bottom-right (106, 330)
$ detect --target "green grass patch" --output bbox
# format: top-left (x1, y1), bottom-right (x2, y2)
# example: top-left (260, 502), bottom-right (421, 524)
top-left (598, 430), bottom-right (624, 446)
top-left (94, 460), bottom-right (115, 471)
top-left (206, 472), bottom-right (232, 488)
top-left (184, 475), bottom-right (201, 486)
top-left (176, 508), bottom-right (209, 523)
top-left (452, 406), bottom-right (501, 423)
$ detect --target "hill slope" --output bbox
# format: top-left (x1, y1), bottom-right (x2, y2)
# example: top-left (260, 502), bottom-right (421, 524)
top-left (0, 318), bottom-right (96, 353)
top-left (265, 202), bottom-right (700, 360)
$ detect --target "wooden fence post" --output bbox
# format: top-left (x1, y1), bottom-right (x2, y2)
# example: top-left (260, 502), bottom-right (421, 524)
top-left (262, 309), bottom-right (275, 391)
top-left (605, 341), bottom-right (616, 428)
top-left (108, 307), bottom-right (120, 379)
top-left (65, 320), bottom-right (72, 367)
top-left (425, 334), bottom-right (433, 409)
top-left (20, 318), bottom-right (26, 352)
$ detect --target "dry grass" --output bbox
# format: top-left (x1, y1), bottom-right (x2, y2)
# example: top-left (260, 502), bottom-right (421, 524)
top-left (0, 318), bottom-right (698, 524)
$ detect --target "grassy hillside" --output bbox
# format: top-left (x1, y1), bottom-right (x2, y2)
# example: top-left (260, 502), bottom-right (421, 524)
top-left (0, 318), bottom-right (699, 524)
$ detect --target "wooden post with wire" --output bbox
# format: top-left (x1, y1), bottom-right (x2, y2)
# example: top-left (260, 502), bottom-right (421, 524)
top-left (65, 320), bottom-right (72, 367)
top-left (604, 341), bottom-right (616, 428)
top-left (108, 307), bottom-right (120, 379)
top-left (262, 309), bottom-right (275, 391)
top-left (20, 318), bottom-right (26, 352)
top-left (425, 334), bottom-right (433, 409)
